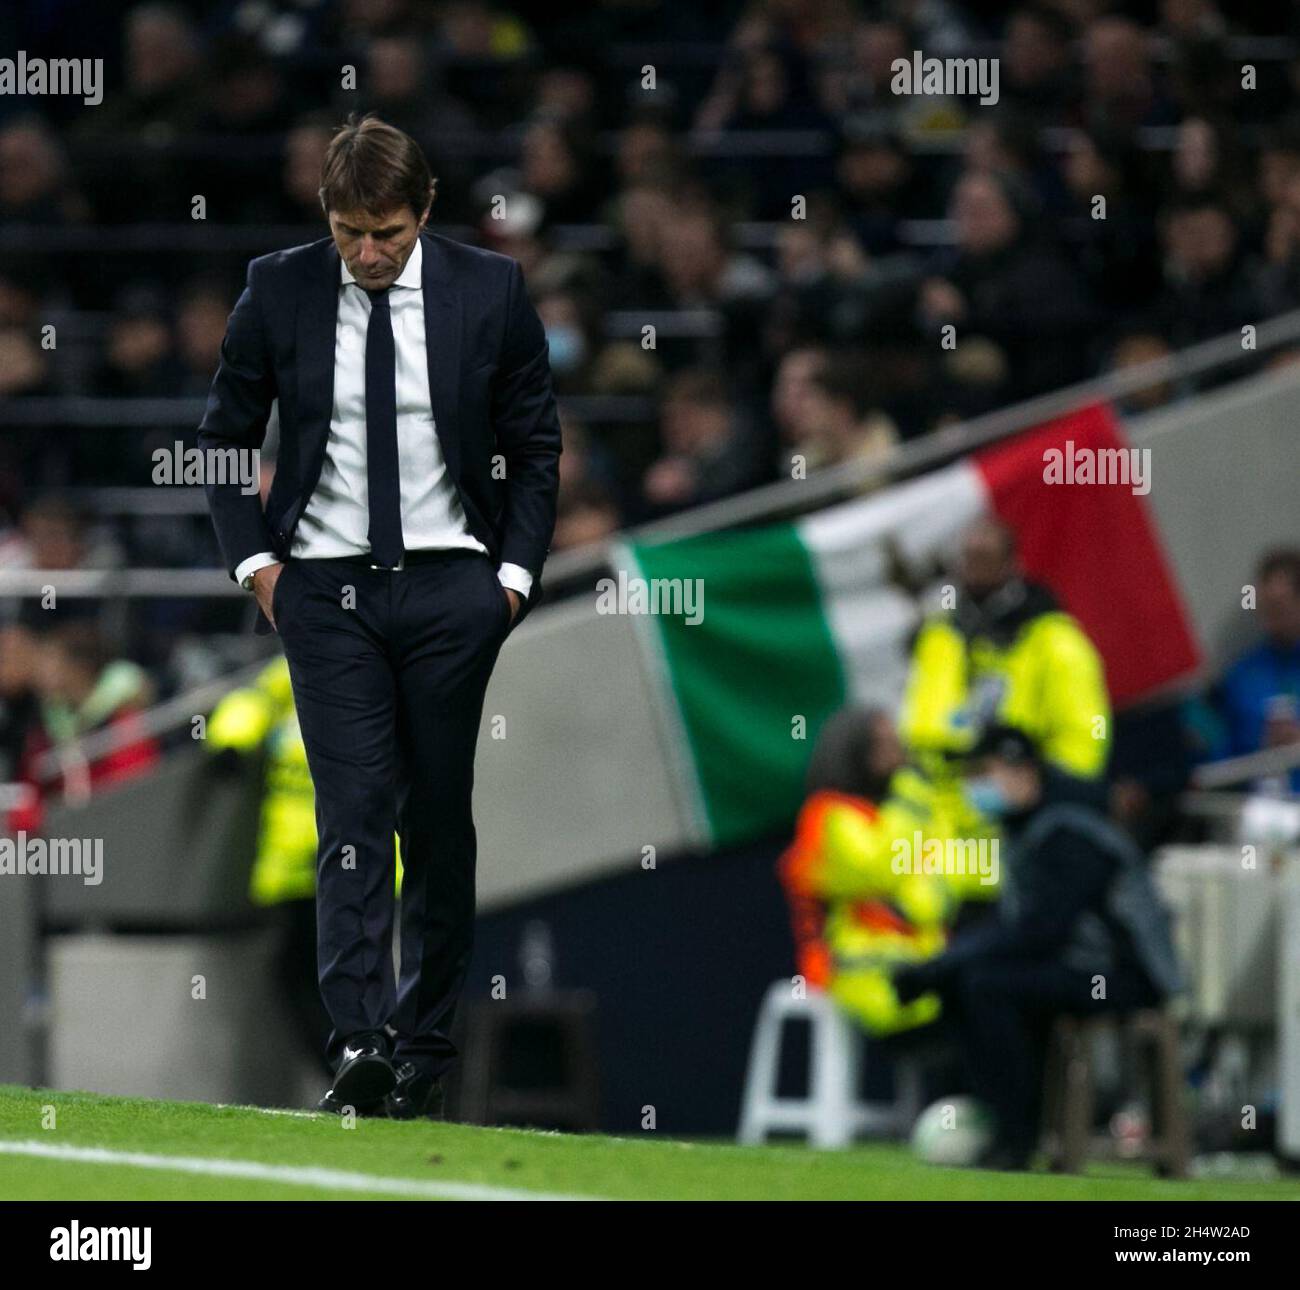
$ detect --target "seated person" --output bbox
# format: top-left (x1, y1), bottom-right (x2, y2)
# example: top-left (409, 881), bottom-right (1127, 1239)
top-left (780, 705), bottom-right (978, 1037)
top-left (893, 724), bottom-right (1182, 1170)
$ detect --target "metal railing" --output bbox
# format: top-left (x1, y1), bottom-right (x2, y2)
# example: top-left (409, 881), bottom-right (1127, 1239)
top-left (1191, 743), bottom-right (1300, 791)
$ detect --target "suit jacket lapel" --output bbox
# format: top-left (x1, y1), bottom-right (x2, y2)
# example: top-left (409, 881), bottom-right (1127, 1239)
top-left (295, 237), bottom-right (340, 500)
top-left (421, 233), bottom-right (462, 483)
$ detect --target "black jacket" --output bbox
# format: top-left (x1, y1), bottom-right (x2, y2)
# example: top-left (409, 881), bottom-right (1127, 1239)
top-left (197, 231), bottom-right (562, 632)
top-left (901, 768), bottom-right (1183, 999)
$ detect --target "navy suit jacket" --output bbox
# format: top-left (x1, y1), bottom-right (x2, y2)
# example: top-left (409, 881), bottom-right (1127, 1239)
top-left (197, 231), bottom-right (561, 632)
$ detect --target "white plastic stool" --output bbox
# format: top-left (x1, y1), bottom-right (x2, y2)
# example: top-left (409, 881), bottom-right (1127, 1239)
top-left (738, 980), bottom-right (924, 1148)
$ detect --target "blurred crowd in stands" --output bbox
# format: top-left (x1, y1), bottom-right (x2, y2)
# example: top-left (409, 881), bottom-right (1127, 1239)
top-left (1, 0), bottom-right (1300, 790)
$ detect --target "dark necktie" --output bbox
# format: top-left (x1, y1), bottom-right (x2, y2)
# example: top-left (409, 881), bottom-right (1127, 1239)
top-left (364, 287), bottom-right (404, 568)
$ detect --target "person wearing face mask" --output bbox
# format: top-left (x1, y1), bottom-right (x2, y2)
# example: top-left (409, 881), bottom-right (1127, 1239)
top-left (891, 724), bottom-right (1182, 1170)
top-left (537, 293), bottom-right (590, 388)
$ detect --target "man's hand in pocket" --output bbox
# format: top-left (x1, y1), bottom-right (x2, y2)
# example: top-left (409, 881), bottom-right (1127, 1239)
top-left (252, 563), bottom-right (285, 629)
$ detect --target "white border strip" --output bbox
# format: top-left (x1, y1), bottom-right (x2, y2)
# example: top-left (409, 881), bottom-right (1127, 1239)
top-left (610, 540), bottom-right (712, 849)
top-left (0, 1139), bottom-right (589, 1201)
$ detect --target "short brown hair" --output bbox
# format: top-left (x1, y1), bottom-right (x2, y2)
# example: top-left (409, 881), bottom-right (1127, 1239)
top-left (319, 113), bottom-right (435, 218)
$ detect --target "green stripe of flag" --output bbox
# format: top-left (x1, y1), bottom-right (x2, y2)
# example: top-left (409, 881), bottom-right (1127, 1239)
top-left (629, 522), bottom-right (846, 847)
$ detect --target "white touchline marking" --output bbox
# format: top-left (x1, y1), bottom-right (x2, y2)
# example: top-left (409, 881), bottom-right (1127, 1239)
top-left (0, 1140), bottom-right (590, 1201)
top-left (214, 1104), bottom-right (321, 1118)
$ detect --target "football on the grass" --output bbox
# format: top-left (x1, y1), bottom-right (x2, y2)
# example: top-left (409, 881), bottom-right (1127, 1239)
top-left (910, 1097), bottom-right (995, 1166)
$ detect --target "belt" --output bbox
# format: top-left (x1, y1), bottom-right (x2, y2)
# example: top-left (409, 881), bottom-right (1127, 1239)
top-left (302, 549), bottom-right (486, 572)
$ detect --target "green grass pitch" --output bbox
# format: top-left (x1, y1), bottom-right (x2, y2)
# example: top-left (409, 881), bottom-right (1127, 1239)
top-left (1, 1085), bottom-right (1295, 1201)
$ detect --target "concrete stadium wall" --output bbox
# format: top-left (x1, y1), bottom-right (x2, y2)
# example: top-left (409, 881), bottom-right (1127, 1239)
top-left (1131, 363), bottom-right (1300, 675)
top-left (473, 595), bottom-right (697, 909)
top-left (48, 932), bottom-right (297, 1105)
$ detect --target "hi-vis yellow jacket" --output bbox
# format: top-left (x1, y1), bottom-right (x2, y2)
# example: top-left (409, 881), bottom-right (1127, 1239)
top-left (779, 766), bottom-right (990, 1036)
top-left (207, 659), bottom-right (405, 905)
top-left (207, 658), bottom-right (316, 906)
top-left (900, 596), bottom-right (1111, 780)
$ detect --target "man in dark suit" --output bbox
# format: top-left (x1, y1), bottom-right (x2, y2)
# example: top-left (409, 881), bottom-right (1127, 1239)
top-left (198, 114), bottom-right (561, 1118)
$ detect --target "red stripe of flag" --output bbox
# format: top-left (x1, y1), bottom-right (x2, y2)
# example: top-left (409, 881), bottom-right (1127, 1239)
top-left (974, 403), bottom-right (1201, 707)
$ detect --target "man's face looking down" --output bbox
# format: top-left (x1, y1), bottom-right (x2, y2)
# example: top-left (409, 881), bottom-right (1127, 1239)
top-left (328, 202), bottom-right (429, 291)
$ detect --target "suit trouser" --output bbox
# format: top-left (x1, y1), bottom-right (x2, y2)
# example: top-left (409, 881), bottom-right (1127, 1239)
top-left (936, 959), bottom-right (1161, 1152)
top-left (274, 549), bottom-right (510, 1077)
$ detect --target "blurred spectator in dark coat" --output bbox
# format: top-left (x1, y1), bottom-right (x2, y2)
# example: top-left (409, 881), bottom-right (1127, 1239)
top-left (519, 118), bottom-right (606, 225)
top-left (1081, 16), bottom-right (1180, 138)
top-left (919, 171), bottom-right (1097, 402)
top-left (607, 183), bottom-right (677, 310)
top-left (1152, 197), bottom-right (1265, 350)
top-left (1061, 128), bottom-right (1161, 314)
top-left (836, 122), bottom-right (935, 255)
top-left (639, 369), bottom-right (769, 519)
top-left (95, 286), bottom-right (183, 400)
top-left (75, 4), bottom-right (203, 220)
top-left (1000, 6), bottom-right (1077, 126)
top-left (659, 204), bottom-right (776, 371)
top-left (698, 40), bottom-right (837, 217)
top-left (100, 3), bottom-right (202, 132)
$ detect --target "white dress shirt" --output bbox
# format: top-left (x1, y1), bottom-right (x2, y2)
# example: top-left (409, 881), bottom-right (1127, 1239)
top-left (236, 238), bottom-right (532, 599)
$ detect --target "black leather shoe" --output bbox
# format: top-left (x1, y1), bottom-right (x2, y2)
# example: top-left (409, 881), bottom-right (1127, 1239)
top-left (326, 1032), bottom-right (397, 1110)
top-left (384, 1062), bottom-right (445, 1121)
top-left (315, 1087), bottom-right (387, 1116)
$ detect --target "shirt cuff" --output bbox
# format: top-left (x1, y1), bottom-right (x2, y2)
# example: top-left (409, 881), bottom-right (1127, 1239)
top-left (236, 552), bottom-right (281, 590)
top-left (497, 562), bottom-right (533, 599)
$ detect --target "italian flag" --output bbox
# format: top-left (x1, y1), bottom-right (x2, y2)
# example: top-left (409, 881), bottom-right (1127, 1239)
top-left (621, 403), bottom-right (1200, 849)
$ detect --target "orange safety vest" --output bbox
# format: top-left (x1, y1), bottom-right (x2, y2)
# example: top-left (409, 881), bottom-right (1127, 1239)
top-left (778, 789), bottom-right (880, 988)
